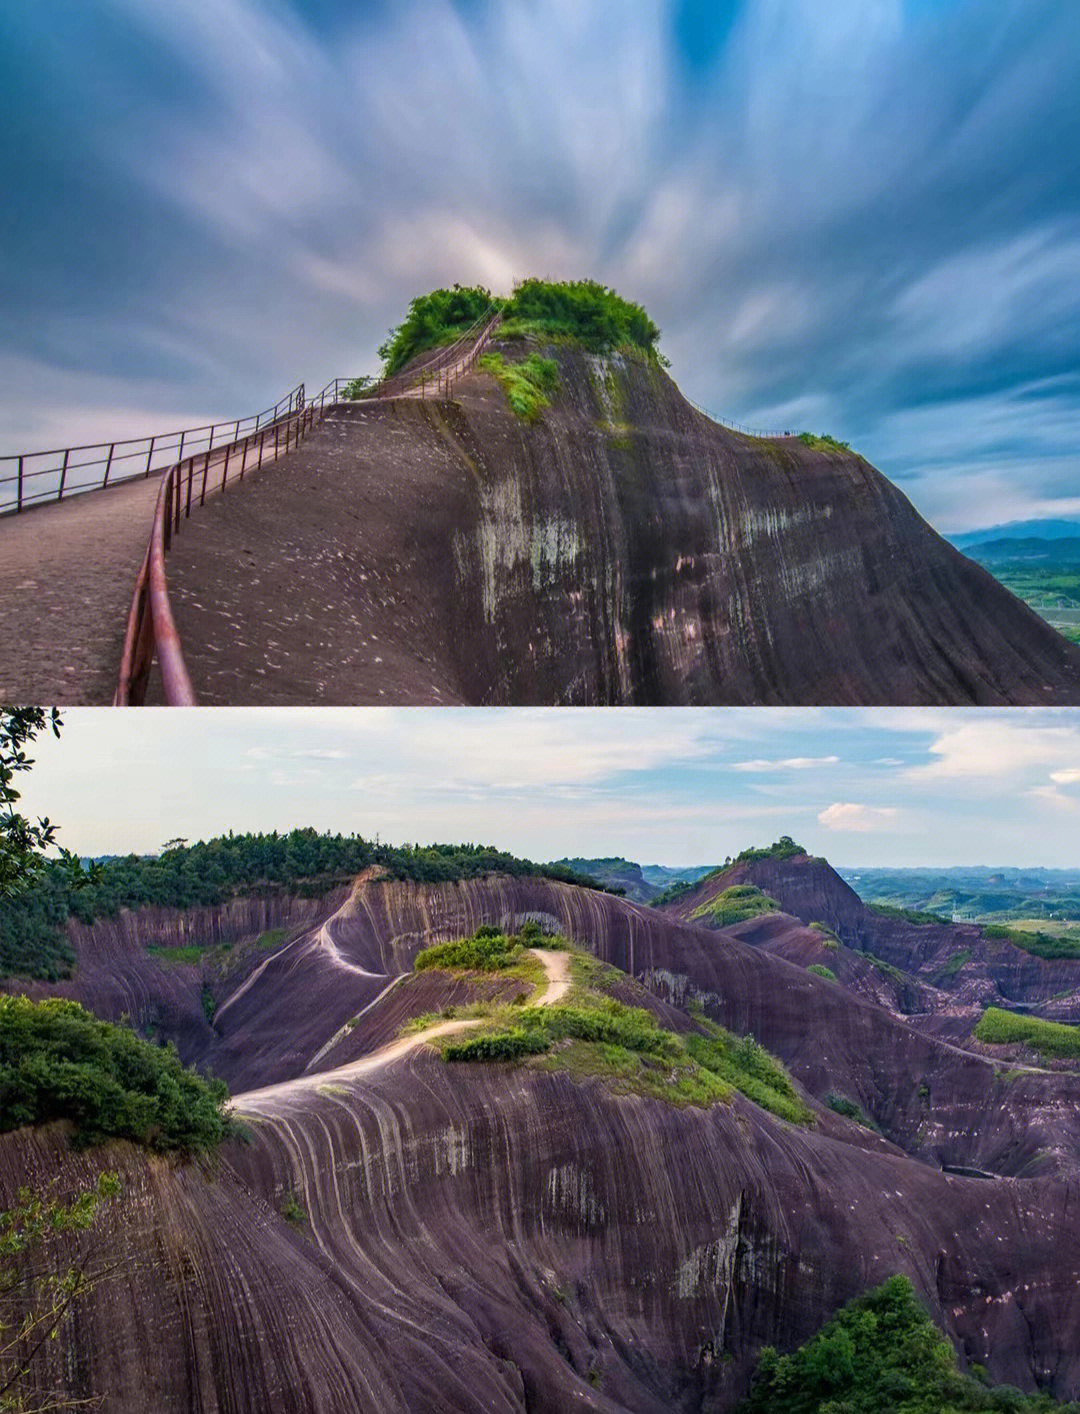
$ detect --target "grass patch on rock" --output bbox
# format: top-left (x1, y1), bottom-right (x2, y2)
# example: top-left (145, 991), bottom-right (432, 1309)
top-left (974, 1006), bottom-right (1080, 1060)
top-left (478, 351), bottom-right (559, 420)
top-left (807, 963), bottom-right (837, 981)
top-left (691, 884), bottom-right (781, 927)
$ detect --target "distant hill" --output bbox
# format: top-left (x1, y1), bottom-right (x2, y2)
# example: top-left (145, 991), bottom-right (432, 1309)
top-left (950, 518), bottom-right (1080, 551)
top-left (547, 857), bottom-right (716, 903)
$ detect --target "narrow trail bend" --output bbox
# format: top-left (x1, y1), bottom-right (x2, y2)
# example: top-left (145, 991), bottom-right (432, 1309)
top-left (232, 948), bottom-right (571, 1117)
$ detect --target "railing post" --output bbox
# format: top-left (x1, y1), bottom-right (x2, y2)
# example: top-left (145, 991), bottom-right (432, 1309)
top-left (175, 464), bottom-right (182, 534)
top-left (234, 419), bottom-right (241, 442)
top-left (164, 474), bottom-right (173, 552)
top-left (16, 455), bottom-right (23, 511)
top-left (102, 442), bottom-right (115, 488)
top-left (185, 458), bottom-right (194, 520)
top-left (222, 441), bottom-right (232, 490)
top-left (274, 424), bottom-right (280, 460)
top-left (200, 449), bottom-right (210, 505)
top-left (58, 448), bottom-right (70, 500)
top-left (177, 430), bottom-right (185, 465)
top-left (208, 425), bottom-right (215, 453)
top-left (145, 435), bottom-right (156, 477)
top-left (240, 435), bottom-right (249, 481)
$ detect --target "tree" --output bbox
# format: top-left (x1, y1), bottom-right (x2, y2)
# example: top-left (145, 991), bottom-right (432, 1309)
top-left (0, 710), bottom-right (61, 900)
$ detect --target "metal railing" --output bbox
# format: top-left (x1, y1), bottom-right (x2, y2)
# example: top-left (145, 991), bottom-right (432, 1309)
top-left (681, 393), bottom-right (797, 441)
top-left (111, 318), bottom-right (503, 705)
top-left (114, 399), bottom-right (334, 704)
top-left (0, 386), bottom-right (305, 516)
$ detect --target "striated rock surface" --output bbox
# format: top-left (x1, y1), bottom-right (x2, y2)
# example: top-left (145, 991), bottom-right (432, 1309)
top-left (162, 343), bottom-right (1080, 705)
top-left (8, 870), bottom-right (1080, 1410)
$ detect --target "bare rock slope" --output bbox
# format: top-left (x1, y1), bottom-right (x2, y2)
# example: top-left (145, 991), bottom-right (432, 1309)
top-left (163, 342), bottom-right (1080, 704)
top-left (7, 870), bottom-right (1080, 1410)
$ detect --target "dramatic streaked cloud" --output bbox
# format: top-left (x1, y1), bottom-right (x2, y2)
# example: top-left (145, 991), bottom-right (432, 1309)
top-left (3, 0), bottom-right (1079, 529)
top-left (14, 707), bottom-right (1080, 866)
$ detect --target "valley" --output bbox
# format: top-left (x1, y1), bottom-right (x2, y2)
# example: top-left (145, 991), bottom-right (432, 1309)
top-left (5, 835), bottom-right (1080, 1410)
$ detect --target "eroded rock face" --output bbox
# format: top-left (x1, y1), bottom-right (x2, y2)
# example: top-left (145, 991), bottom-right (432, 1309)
top-left (163, 345), bottom-right (1080, 705)
top-left (8, 872), bottom-right (1080, 1410)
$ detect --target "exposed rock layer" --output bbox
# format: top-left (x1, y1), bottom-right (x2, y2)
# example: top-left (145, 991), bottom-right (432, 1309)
top-left (162, 345), bottom-right (1080, 704)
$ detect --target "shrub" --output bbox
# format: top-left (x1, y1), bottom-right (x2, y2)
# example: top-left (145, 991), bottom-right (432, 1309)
top-left (280, 1191), bottom-right (307, 1226)
top-left (797, 432), bottom-right (853, 454)
top-left (687, 1024), bottom-right (813, 1126)
top-left (740, 1273), bottom-right (1074, 1413)
top-left (414, 931), bottom-right (524, 972)
top-left (378, 285), bottom-right (495, 376)
top-left (808, 964), bottom-right (837, 981)
top-left (974, 1007), bottom-right (1080, 1060)
top-left (0, 995), bottom-right (232, 1152)
top-left (868, 903), bottom-right (949, 925)
top-left (500, 279), bottom-right (660, 356)
top-left (824, 1092), bottom-right (878, 1129)
top-left (733, 836), bottom-right (808, 865)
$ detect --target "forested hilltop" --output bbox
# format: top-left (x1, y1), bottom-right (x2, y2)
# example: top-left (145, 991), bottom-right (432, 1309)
top-left (0, 830), bottom-right (603, 982)
top-left (375, 278), bottom-right (663, 375)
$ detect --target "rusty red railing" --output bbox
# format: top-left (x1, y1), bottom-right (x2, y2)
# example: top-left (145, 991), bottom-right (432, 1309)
top-left (113, 313), bottom-right (503, 705)
top-left (0, 385), bottom-right (306, 516)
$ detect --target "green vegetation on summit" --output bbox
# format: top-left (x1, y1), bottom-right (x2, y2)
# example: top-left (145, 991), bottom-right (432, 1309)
top-left (733, 836), bottom-right (809, 865)
top-left (741, 1273), bottom-right (1076, 1413)
top-left (0, 995), bottom-right (232, 1152)
top-left (375, 277), bottom-right (663, 377)
top-left (416, 926), bottom-right (811, 1122)
top-left (0, 830), bottom-right (604, 983)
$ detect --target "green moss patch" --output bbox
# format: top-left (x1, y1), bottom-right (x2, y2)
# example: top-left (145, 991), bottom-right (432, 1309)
top-left (478, 351), bottom-right (559, 420)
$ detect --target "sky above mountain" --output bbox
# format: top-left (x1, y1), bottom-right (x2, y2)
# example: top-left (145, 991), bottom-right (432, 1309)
top-left (19, 707), bottom-right (1080, 865)
top-left (3, 0), bottom-right (1077, 530)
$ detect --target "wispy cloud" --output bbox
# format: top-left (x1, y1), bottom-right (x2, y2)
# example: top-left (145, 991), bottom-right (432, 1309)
top-left (4, 0), bottom-right (1078, 527)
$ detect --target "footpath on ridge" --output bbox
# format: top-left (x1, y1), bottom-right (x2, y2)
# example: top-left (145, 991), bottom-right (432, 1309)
top-left (232, 948), bottom-right (571, 1116)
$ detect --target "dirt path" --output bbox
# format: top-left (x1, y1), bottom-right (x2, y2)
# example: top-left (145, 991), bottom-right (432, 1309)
top-left (233, 949), bottom-right (570, 1116)
top-left (0, 432), bottom-right (301, 704)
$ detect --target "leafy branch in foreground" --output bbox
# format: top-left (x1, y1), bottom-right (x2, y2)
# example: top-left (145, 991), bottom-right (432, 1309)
top-left (1, 1171), bottom-right (121, 1412)
top-left (0, 709), bottom-right (61, 901)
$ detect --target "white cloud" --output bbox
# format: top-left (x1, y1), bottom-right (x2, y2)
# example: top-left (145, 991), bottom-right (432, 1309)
top-left (908, 720), bottom-right (1080, 782)
top-left (732, 756), bottom-right (840, 772)
top-left (818, 802), bottom-right (898, 832)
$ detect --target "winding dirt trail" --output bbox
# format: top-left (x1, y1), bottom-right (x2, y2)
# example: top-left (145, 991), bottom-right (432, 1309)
top-left (233, 949), bottom-right (570, 1117)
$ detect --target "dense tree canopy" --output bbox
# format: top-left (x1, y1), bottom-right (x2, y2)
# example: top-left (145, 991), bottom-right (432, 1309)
top-left (0, 830), bottom-right (604, 981)
top-left (0, 996), bottom-right (232, 1152)
top-left (741, 1275), bottom-right (1076, 1413)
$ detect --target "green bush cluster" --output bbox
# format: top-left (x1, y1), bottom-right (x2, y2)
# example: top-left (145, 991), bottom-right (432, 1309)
top-left (808, 964), bottom-right (837, 981)
top-left (444, 999), bottom-right (679, 1065)
top-left (974, 1007), bottom-right (1080, 1060)
top-left (649, 878), bottom-right (700, 908)
top-left (797, 432), bottom-right (853, 454)
top-left (741, 1274), bottom-right (1076, 1413)
top-left (414, 921), bottom-right (558, 975)
top-left (378, 284), bottom-right (495, 375)
top-left (691, 884), bottom-right (781, 927)
top-left (0, 995), bottom-right (232, 1152)
top-left (687, 1023), bottom-right (813, 1126)
top-left (500, 278), bottom-right (660, 355)
top-left (0, 830), bottom-right (604, 981)
top-left (733, 836), bottom-right (808, 865)
top-left (478, 351), bottom-right (560, 420)
top-left (869, 903), bottom-right (949, 925)
top-left (982, 924), bottom-right (1080, 961)
top-left (824, 1092), bottom-right (878, 1130)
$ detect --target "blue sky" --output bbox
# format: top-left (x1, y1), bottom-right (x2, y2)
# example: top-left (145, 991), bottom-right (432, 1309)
top-left (17, 708), bottom-right (1080, 865)
top-left (3, 0), bottom-right (1078, 529)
